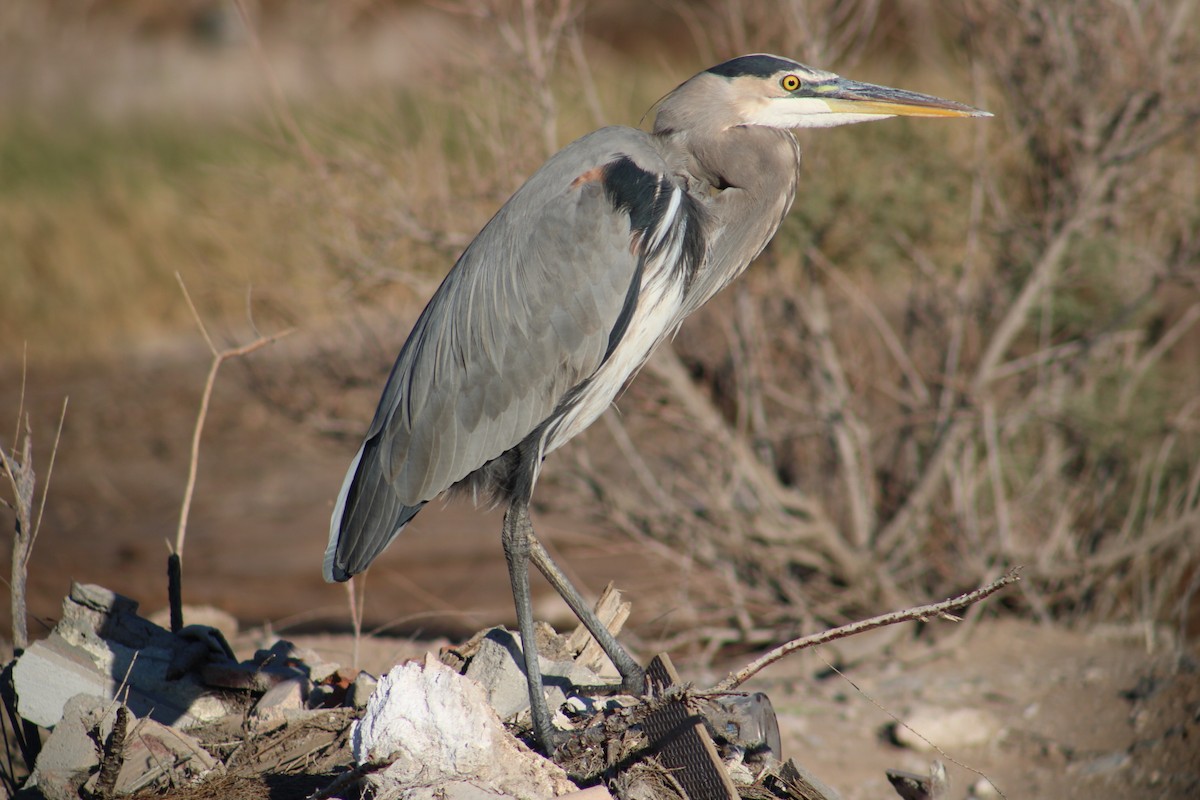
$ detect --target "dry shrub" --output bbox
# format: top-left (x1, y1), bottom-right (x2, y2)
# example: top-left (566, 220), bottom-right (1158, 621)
top-left (537, 0), bottom-right (1200, 648)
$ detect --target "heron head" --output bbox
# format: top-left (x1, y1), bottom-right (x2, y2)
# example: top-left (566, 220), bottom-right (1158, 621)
top-left (656, 54), bottom-right (990, 133)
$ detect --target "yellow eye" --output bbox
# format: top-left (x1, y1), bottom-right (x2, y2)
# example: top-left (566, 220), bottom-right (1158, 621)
top-left (780, 74), bottom-right (801, 91)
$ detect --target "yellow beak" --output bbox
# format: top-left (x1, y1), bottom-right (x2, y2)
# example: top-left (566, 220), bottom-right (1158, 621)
top-left (819, 78), bottom-right (991, 118)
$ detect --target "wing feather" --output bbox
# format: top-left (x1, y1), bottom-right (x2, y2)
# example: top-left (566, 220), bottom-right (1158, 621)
top-left (326, 126), bottom-right (709, 581)
top-left (359, 127), bottom-right (672, 507)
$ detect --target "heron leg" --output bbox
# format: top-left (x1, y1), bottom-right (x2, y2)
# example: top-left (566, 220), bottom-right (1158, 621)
top-left (525, 520), bottom-right (646, 696)
top-left (501, 500), bottom-right (562, 752)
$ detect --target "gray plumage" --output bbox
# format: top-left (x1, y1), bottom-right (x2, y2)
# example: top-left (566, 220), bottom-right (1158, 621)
top-left (325, 53), bottom-right (989, 750)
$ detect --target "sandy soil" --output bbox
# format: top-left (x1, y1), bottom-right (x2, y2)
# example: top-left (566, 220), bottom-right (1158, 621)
top-left (3, 346), bottom-right (1197, 799)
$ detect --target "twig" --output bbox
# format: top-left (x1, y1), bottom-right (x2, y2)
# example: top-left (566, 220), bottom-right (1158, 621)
top-left (1, 381), bottom-right (67, 650)
top-left (306, 762), bottom-right (386, 800)
top-left (89, 704), bottom-right (129, 800)
top-left (811, 246), bottom-right (931, 407)
top-left (173, 273), bottom-right (294, 560)
top-left (1117, 301), bottom-right (1200, 415)
top-left (801, 249), bottom-right (878, 548)
top-left (709, 568), bottom-right (1021, 692)
top-left (230, 0), bottom-right (326, 176)
top-left (31, 398), bottom-right (67, 559)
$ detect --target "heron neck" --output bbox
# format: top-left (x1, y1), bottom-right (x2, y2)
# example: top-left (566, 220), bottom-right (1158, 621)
top-left (663, 125), bottom-right (801, 316)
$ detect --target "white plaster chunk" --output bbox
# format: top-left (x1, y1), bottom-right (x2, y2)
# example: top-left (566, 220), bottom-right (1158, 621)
top-left (353, 655), bottom-right (576, 800)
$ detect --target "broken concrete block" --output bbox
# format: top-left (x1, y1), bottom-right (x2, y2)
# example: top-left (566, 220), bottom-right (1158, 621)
top-left (465, 629), bottom-right (535, 720)
top-left (27, 694), bottom-right (218, 800)
top-left (13, 584), bottom-right (234, 729)
top-left (464, 627), bottom-right (604, 723)
top-left (353, 655), bottom-right (576, 799)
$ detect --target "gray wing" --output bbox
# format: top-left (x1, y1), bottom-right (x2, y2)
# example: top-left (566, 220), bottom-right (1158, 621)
top-left (325, 126), bottom-right (680, 581)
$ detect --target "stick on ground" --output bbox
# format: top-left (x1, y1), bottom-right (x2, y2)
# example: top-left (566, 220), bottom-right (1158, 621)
top-left (710, 568), bottom-right (1021, 693)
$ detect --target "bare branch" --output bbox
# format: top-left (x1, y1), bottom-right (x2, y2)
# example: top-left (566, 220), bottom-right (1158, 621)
top-left (710, 568), bottom-right (1021, 692)
top-left (30, 397), bottom-right (67, 560)
top-left (174, 274), bottom-right (294, 561)
top-left (1, 366), bottom-right (67, 650)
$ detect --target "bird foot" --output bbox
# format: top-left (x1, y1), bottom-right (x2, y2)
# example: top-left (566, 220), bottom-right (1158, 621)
top-left (538, 725), bottom-right (576, 757)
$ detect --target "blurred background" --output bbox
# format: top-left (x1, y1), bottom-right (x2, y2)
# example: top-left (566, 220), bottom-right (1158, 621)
top-left (1, 0), bottom-right (1198, 662)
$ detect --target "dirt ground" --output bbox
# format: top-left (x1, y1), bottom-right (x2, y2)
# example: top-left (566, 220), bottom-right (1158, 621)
top-left (293, 620), bottom-right (1197, 800)
top-left (3, 344), bottom-right (1198, 799)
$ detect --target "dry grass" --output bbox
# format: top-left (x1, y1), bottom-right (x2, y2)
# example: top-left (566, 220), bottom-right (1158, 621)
top-left (3, 0), bottom-right (1198, 655)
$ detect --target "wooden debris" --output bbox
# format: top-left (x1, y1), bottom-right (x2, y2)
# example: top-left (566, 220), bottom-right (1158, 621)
top-left (566, 583), bottom-right (632, 675)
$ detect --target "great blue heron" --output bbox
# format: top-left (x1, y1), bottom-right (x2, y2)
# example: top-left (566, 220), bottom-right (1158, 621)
top-left (325, 53), bottom-right (989, 750)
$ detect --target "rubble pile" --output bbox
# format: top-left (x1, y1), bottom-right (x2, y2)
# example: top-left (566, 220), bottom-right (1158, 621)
top-left (4, 583), bottom-right (835, 800)
top-left (8, 583), bottom-right (367, 799)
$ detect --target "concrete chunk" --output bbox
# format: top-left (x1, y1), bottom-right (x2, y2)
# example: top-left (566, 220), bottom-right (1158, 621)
top-left (12, 585), bottom-right (234, 729)
top-left (464, 627), bottom-right (603, 723)
top-left (252, 677), bottom-right (312, 722)
top-left (353, 655), bottom-right (576, 799)
top-left (27, 694), bottom-right (218, 800)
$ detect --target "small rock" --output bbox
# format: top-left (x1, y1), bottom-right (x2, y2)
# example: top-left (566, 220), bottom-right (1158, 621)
top-left (970, 777), bottom-right (1002, 798)
top-left (253, 677), bottom-right (311, 721)
top-left (350, 671), bottom-right (379, 710)
top-left (465, 628), bottom-right (532, 720)
top-left (886, 760), bottom-right (948, 800)
top-left (305, 657), bottom-right (344, 684)
top-left (892, 707), bottom-right (1000, 752)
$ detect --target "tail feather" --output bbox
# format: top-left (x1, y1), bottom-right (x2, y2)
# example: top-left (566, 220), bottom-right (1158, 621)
top-left (324, 437), bottom-right (424, 582)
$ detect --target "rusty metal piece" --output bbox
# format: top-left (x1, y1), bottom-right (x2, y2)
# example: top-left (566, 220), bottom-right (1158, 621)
top-left (642, 654), bottom-right (738, 800)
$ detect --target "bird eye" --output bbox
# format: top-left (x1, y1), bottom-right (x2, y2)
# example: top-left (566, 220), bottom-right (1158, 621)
top-left (780, 74), bottom-right (801, 91)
